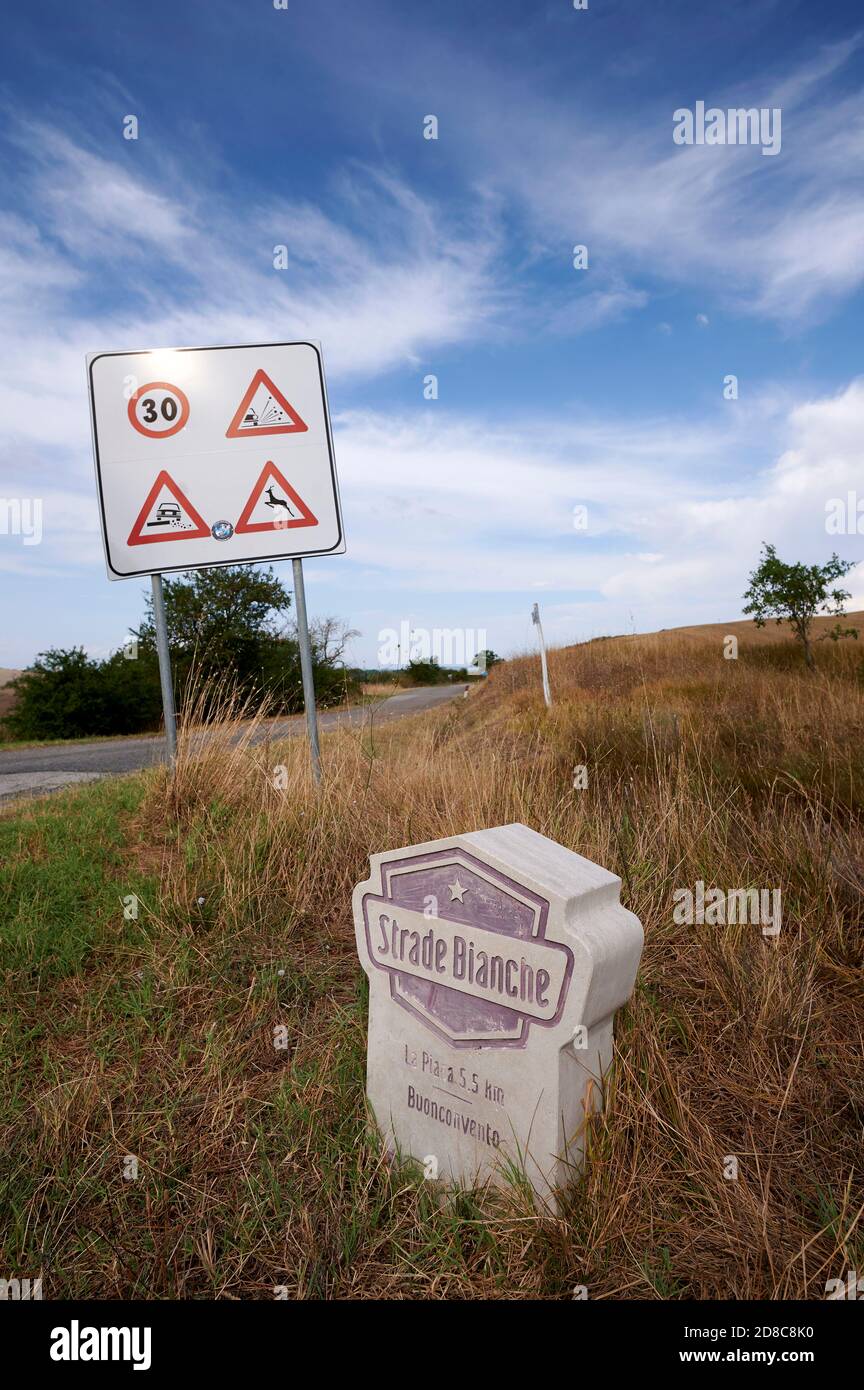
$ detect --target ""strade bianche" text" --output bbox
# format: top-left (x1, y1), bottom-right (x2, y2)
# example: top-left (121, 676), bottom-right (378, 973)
top-left (368, 907), bottom-right (571, 1022)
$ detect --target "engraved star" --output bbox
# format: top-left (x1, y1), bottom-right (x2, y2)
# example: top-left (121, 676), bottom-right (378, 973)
top-left (448, 878), bottom-right (468, 902)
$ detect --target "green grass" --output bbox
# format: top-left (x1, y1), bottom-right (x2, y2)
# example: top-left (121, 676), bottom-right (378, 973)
top-left (0, 776), bottom-right (155, 981)
top-left (0, 776), bottom-right (163, 1292)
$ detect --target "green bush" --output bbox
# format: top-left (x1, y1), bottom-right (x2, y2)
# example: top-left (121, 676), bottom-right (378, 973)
top-left (3, 647), bottom-right (163, 740)
top-left (3, 573), bottom-right (362, 739)
top-left (403, 658), bottom-right (449, 685)
top-left (259, 638), bottom-right (360, 711)
top-left (4, 650), bottom-right (105, 739)
top-left (4, 636), bottom-right (362, 740)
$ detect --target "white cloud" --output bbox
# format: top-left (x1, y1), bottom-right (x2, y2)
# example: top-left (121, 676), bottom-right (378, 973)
top-left (545, 284), bottom-right (649, 335)
top-left (0, 123), bottom-right (505, 454)
top-left (15, 372), bottom-right (860, 619)
top-left (4, 376), bottom-right (863, 659)
top-left (328, 381), bottom-right (864, 621)
top-left (3, 55), bottom-right (864, 663)
top-left (395, 29), bottom-right (864, 325)
top-left (597, 378), bottom-right (864, 617)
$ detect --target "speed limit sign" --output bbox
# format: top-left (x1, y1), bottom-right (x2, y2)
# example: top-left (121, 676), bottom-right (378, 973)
top-left (127, 381), bottom-right (190, 438)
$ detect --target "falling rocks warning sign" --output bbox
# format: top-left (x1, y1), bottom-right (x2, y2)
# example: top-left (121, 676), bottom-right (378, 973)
top-left (225, 369), bottom-right (308, 437)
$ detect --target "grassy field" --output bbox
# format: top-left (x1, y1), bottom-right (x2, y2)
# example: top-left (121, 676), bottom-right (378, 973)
top-left (1, 622), bottom-right (862, 1299)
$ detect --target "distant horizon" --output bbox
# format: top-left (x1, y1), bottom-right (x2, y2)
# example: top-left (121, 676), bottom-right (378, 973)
top-left (4, 604), bottom-right (863, 682)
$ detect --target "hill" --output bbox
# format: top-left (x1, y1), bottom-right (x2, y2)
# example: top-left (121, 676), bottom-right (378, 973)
top-left (638, 610), bottom-right (863, 646)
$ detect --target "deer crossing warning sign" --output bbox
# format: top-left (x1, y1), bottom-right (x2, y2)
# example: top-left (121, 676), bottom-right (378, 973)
top-left (87, 342), bottom-right (345, 579)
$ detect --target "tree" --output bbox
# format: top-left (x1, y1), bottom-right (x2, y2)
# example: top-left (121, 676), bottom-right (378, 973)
top-left (742, 544), bottom-right (857, 668)
top-left (97, 647), bottom-right (164, 733)
top-left (403, 657), bottom-right (447, 686)
top-left (305, 616), bottom-right (361, 706)
top-left (307, 615), bottom-right (360, 667)
top-left (135, 565), bottom-right (292, 698)
top-left (472, 650), bottom-right (502, 672)
top-left (4, 645), bottom-right (163, 740)
top-left (260, 616), bottom-right (361, 710)
top-left (3, 571), bottom-right (360, 739)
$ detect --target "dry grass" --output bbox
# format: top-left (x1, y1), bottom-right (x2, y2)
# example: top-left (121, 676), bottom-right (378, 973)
top-left (1, 626), bottom-right (862, 1299)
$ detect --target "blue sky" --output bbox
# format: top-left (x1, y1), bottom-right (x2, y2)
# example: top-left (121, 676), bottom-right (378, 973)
top-left (1, 0), bottom-right (863, 668)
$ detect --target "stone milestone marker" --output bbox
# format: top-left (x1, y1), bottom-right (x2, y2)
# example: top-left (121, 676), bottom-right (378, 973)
top-left (353, 822), bottom-right (644, 1205)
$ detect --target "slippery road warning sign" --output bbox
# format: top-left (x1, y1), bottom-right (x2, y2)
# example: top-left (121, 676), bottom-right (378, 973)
top-left (128, 470), bottom-right (210, 545)
top-left (226, 369), bottom-right (308, 438)
top-left (87, 341), bottom-right (344, 580)
top-left (235, 462), bottom-right (317, 534)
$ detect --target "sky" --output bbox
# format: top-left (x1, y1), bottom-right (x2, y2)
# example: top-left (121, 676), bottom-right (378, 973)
top-left (1, 0), bottom-right (863, 670)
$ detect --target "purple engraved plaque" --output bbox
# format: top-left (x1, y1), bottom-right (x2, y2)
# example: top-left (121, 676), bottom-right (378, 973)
top-left (361, 847), bottom-right (573, 1048)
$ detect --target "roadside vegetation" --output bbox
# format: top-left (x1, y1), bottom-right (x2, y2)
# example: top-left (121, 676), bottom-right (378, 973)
top-left (1, 620), bottom-right (861, 1298)
top-left (2, 566), bottom-right (360, 742)
top-left (351, 654), bottom-right (491, 687)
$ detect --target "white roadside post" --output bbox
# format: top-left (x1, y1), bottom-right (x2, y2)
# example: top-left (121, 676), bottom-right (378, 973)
top-left (353, 822), bottom-right (644, 1209)
top-left (531, 602), bottom-right (552, 708)
top-left (86, 340), bottom-right (344, 782)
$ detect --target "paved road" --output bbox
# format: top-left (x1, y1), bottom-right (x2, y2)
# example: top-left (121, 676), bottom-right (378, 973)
top-left (0, 684), bottom-right (467, 800)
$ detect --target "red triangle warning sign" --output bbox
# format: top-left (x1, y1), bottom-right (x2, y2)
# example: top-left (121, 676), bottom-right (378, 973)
top-left (128, 471), bottom-right (210, 546)
top-left (226, 369), bottom-right (309, 438)
top-left (235, 462), bottom-right (318, 534)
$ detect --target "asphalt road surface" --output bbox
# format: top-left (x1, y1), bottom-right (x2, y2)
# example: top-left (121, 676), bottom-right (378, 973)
top-left (0, 684), bottom-right (468, 801)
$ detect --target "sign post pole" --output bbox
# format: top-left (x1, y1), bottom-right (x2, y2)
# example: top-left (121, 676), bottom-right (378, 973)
top-left (292, 557), bottom-right (322, 785)
top-left (531, 602), bottom-right (552, 708)
top-left (87, 342), bottom-right (345, 783)
top-left (150, 573), bottom-right (177, 763)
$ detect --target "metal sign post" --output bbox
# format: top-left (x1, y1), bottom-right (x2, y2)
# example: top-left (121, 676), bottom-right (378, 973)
top-left (292, 557), bottom-right (321, 784)
top-left (87, 340), bottom-right (345, 784)
top-left (151, 573), bottom-right (178, 762)
top-left (531, 602), bottom-right (552, 709)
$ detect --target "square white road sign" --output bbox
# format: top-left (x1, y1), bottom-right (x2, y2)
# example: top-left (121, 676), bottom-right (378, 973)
top-left (87, 341), bottom-right (345, 580)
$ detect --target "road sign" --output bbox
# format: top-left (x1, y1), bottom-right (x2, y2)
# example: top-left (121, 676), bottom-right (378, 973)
top-left (128, 471), bottom-right (210, 545)
top-left (128, 382), bottom-right (190, 438)
top-left (235, 461), bottom-right (318, 534)
top-left (226, 368), bottom-right (308, 437)
top-left (87, 341), bottom-right (345, 580)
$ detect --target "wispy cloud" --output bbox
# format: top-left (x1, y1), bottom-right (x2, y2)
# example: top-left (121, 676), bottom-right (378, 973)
top-left (0, 120), bottom-right (506, 425)
top-left (3, 13), bottom-right (863, 665)
top-left (330, 382), bottom-right (863, 619)
top-left (375, 26), bottom-right (864, 326)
